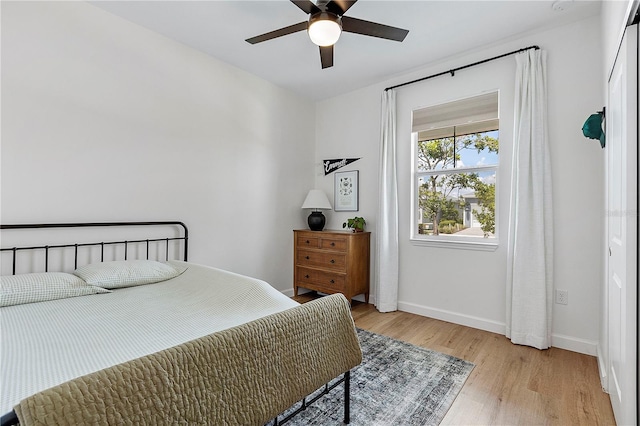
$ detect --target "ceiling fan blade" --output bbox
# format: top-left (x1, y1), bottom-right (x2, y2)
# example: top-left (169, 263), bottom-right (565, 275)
top-left (320, 45), bottom-right (334, 69)
top-left (342, 16), bottom-right (409, 42)
top-left (245, 21), bottom-right (308, 44)
top-left (290, 0), bottom-right (321, 15)
top-left (326, 0), bottom-right (357, 15)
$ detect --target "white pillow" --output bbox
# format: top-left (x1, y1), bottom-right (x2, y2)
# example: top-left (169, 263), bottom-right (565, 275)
top-left (74, 260), bottom-right (181, 289)
top-left (0, 272), bottom-right (111, 307)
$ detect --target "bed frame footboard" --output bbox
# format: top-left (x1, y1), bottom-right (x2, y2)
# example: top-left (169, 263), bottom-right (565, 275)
top-left (270, 370), bottom-right (351, 425)
top-left (0, 412), bottom-right (18, 426)
top-left (9, 294), bottom-right (362, 426)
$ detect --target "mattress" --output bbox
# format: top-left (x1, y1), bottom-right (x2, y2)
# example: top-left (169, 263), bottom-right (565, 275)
top-left (0, 261), bottom-right (299, 415)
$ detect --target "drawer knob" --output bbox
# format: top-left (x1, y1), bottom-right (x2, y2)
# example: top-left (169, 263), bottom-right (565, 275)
top-left (330, 259), bottom-right (335, 264)
top-left (305, 240), bottom-right (310, 244)
top-left (331, 242), bottom-right (335, 246)
top-left (330, 279), bottom-right (335, 284)
top-left (305, 275), bottom-right (310, 279)
top-left (305, 256), bottom-right (310, 260)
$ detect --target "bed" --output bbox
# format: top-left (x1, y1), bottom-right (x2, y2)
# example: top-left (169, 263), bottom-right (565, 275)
top-left (0, 222), bottom-right (362, 425)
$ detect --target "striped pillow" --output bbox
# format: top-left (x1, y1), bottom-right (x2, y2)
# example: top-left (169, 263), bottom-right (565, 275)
top-left (0, 272), bottom-right (111, 307)
top-left (74, 260), bottom-right (181, 289)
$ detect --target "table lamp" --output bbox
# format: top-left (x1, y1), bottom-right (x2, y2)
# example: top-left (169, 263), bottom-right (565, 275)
top-left (301, 189), bottom-right (332, 231)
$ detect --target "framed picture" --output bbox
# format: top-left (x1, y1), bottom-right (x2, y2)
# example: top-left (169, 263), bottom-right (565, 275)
top-left (334, 170), bottom-right (359, 211)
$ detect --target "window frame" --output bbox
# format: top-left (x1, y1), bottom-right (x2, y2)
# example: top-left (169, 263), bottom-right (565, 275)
top-left (410, 96), bottom-right (501, 251)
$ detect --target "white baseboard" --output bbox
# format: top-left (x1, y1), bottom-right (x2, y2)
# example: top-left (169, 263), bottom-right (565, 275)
top-left (397, 301), bottom-right (506, 335)
top-left (282, 295), bottom-right (598, 356)
top-left (596, 343), bottom-right (609, 392)
top-left (280, 288), bottom-right (295, 297)
top-left (551, 333), bottom-right (598, 356)
top-left (397, 300), bottom-right (598, 356)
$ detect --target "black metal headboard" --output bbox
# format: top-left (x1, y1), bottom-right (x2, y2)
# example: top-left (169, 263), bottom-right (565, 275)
top-left (0, 221), bottom-right (189, 275)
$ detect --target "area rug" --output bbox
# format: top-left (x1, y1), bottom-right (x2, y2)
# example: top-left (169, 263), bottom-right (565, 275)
top-left (280, 328), bottom-right (475, 425)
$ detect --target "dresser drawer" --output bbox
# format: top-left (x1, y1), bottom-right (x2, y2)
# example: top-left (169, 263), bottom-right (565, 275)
top-left (320, 236), bottom-right (347, 252)
top-left (296, 267), bottom-right (346, 291)
top-left (296, 249), bottom-right (346, 271)
top-left (296, 233), bottom-right (320, 249)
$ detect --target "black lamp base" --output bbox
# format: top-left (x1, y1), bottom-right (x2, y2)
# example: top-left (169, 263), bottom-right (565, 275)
top-left (308, 211), bottom-right (326, 231)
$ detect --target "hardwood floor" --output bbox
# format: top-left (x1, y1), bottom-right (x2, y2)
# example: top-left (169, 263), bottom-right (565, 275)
top-left (293, 294), bottom-right (616, 425)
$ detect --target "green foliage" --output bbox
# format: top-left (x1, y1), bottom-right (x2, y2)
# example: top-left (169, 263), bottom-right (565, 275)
top-left (343, 217), bottom-right (366, 232)
top-left (470, 134), bottom-right (499, 153)
top-left (438, 219), bottom-right (462, 234)
top-left (416, 133), bottom-right (498, 173)
top-left (419, 189), bottom-right (462, 235)
top-left (441, 200), bottom-right (462, 223)
top-left (472, 180), bottom-right (496, 236)
top-left (417, 137), bottom-right (455, 170)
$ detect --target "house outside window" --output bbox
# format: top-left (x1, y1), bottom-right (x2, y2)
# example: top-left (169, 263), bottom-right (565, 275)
top-left (411, 91), bottom-right (499, 249)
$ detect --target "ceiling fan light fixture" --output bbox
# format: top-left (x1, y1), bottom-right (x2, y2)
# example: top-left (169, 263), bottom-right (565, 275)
top-left (308, 12), bottom-right (342, 46)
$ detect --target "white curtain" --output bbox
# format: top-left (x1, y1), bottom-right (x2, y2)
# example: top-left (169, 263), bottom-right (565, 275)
top-left (506, 49), bottom-right (554, 350)
top-left (375, 89), bottom-right (399, 312)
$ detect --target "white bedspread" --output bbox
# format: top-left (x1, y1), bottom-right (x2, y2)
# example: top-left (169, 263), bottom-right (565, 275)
top-left (0, 261), bottom-right (298, 415)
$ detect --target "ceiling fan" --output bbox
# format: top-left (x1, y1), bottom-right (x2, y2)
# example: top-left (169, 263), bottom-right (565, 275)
top-left (245, 0), bottom-right (409, 69)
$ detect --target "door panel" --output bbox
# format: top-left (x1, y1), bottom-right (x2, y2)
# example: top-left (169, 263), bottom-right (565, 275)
top-left (606, 23), bottom-right (638, 426)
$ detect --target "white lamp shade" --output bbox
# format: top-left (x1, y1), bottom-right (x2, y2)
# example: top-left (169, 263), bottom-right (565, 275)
top-left (301, 189), bottom-right (332, 210)
top-left (308, 19), bottom-right (342, 46)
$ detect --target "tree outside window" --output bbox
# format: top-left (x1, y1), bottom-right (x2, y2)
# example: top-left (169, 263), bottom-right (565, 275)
top-left (416, 131), bottom-right (498, 238)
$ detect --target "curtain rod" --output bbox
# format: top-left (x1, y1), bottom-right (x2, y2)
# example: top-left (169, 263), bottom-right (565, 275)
top-left (384, 45), bottom-right (540, 92)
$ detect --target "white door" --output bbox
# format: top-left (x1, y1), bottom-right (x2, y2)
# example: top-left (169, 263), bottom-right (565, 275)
top-left (607, 23), bottom-right (638, 426)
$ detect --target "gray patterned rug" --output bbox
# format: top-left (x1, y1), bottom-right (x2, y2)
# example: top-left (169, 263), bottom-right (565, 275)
top-left (280, 328), bottom-right (474, 426)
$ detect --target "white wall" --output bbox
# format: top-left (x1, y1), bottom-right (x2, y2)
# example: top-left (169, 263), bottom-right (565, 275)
top-left (0, 2), bottom-right (315, 290)
top-left (316, 16), bottom-right (604, 355)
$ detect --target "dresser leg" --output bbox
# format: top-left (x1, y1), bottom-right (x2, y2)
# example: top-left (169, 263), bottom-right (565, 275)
top-left (364, 292), bottom-right (369, 304)
top-left (294, 286), bottom-right (298, 297)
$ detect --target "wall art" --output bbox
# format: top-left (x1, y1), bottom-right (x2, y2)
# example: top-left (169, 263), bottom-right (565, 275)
top-left (334, 170), bottom-right (359, 211)
top-left (323, 158), bottom-right (360, 175)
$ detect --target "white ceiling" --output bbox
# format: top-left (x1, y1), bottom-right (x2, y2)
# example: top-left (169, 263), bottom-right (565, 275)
top-left (91, 0), bottom-right (601, 101)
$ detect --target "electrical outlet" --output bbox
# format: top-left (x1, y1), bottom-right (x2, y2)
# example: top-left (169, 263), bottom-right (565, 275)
top-left (555, 289), bottom-right (569, 305)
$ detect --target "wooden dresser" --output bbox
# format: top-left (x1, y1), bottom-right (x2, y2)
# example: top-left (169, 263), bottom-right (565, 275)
top-left (293, 229), bottom-right (370, 305)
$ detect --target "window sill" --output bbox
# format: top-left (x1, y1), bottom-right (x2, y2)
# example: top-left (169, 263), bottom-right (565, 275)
top-left (410, 237), bottom-right (499, 251)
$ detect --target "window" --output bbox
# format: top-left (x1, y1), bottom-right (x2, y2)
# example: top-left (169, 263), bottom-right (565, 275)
top-left (411, 92), bottom-right (499, 248)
